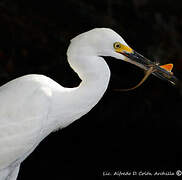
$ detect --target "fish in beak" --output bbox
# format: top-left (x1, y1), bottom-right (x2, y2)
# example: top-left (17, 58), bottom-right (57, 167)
top-left (113, 42), bottom-right (178, 86)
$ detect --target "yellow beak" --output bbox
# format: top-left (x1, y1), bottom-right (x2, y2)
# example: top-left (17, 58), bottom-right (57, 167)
top-left (114, 43), bottom-right (178, 86)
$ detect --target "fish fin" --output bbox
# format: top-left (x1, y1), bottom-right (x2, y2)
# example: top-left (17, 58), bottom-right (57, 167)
top-left (160, 63), bottom-right (173, 72)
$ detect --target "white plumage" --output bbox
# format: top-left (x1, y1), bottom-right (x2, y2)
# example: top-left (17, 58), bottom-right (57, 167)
top-left (0, 28), bottom-right (129, 180)
top-left (0, 28), bottom-right (171, 180)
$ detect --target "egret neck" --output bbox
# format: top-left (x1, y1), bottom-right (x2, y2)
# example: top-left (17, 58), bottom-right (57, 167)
top-left (72, 55), bottom-right (110, 106)
top-left (48, 54), bottom-right (110, 131)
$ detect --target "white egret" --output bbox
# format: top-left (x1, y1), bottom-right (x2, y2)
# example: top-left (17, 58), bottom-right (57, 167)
top-left (0, 28), bottom-right (177, 180)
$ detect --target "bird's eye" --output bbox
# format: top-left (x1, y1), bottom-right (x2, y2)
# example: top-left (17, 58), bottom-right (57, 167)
top-left (113, 42), bottom-right (121, 49)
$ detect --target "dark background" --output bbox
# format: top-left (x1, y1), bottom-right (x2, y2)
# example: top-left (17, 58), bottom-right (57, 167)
top-left (0, 0), bottom-right (182, 179)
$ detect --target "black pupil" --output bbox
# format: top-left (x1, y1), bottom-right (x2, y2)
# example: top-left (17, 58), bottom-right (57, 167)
top-left (116, 44), bottom-right (120, 48)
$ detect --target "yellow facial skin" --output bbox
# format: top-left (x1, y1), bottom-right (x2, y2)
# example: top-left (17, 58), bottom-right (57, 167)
top-left (113, 42), bottom-right (133, 54)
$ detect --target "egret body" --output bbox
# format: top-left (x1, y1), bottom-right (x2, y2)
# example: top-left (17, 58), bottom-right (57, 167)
top-left (0, 28), bottom-right (176, 180)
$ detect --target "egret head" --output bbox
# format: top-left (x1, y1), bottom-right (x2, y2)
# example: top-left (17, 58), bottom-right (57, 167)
top-left (69, 28), bottom-right (130, 58)
top-left (68, 28), bottom-right (177, 85)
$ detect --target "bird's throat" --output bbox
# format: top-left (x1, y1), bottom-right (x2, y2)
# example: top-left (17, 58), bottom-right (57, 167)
top-left (49, 56), bottom-right (111, 130)
top-left (70, 56), bottom-right (111, 118)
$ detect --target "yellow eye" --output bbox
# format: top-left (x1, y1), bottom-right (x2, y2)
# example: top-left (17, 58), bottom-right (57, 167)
top-left (113, 42), bottom-right (133, 53)
top-left (113, 42), bottom-right (121, 49)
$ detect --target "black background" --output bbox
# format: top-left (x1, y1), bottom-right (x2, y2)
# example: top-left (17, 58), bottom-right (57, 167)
top-left (0, 0), bottom-right (182, 179)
